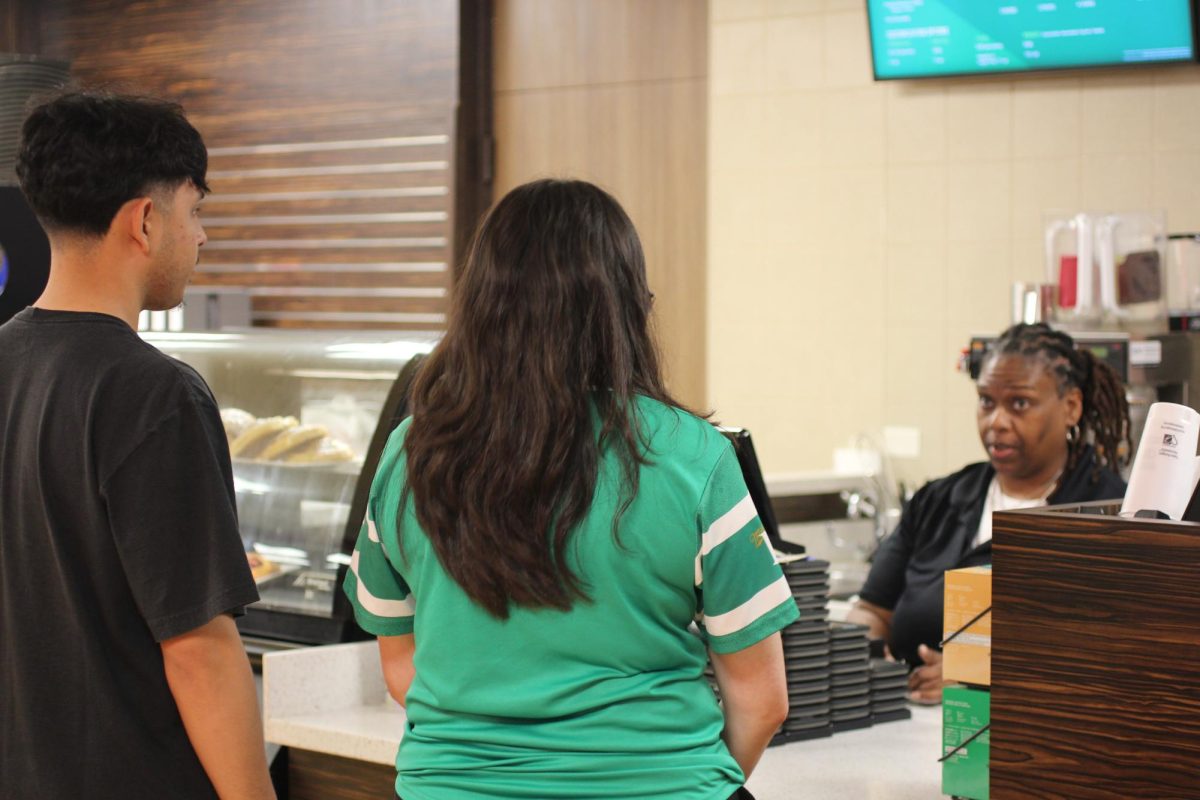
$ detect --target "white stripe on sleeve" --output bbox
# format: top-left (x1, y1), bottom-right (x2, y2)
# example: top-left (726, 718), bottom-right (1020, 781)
top-left (350, 550), bottom-right (414, 618)
top-left (702, 576), bottom-right (792, 637)
top-left (367, 516), bottom-right (380, 543)
top-left (700, 494), bottom-right (757, 556)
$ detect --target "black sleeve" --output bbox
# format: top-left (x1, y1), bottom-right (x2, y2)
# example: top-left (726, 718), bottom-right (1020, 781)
top-left (857, 494), bottom-right (920, 612)
top-left (101, 390), bottom-right (259, 642)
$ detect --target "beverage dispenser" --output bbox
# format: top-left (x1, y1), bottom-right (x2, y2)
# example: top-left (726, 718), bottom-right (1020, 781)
top-left (1045, 210), bottom-right (1168, 330)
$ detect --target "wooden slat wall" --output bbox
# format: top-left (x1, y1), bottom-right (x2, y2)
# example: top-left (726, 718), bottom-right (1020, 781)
top-left (198, 112), bottom-right (453, 329)
top-left (26, 0), bottom-right (490, 330)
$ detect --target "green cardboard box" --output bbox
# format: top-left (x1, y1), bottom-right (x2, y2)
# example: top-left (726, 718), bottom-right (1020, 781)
top-left (942, 685), bottom-right (989, 800)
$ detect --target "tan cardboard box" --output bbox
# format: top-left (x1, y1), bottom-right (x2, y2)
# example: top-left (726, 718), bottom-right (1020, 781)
top-left (943, 566), bottom-right (992, 686)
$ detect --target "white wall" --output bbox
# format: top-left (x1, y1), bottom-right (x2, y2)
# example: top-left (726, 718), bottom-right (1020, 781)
top-left (708, 0), bottom-right (1200, 485)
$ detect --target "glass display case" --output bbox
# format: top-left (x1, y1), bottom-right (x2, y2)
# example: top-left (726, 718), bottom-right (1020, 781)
top-left (140, 329), bottom-right (438, 649)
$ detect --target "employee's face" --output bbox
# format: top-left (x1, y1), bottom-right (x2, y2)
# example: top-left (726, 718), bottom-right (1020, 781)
top-left (975, 354), bottom-right (1082, 483)
top-left (144, 182), bottom-right (207, 310)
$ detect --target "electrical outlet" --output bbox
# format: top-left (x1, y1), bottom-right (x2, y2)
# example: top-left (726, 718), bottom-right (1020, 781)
top-left (883, 425), bottom-right (921, 459)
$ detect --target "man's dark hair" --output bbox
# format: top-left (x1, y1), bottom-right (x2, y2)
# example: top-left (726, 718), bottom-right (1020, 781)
top-left (15, 90), bottom-right (209, 237)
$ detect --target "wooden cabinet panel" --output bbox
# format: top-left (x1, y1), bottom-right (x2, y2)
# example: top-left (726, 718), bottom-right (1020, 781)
top-left (991, 505), bottom-right (1200, 799)
top-left (288, 748), bottom-right (395, 800)
top-left (25, 0), bottom-right (493, 330)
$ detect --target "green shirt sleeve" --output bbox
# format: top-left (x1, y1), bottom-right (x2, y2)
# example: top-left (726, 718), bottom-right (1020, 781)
top-left (695, 444), bottom-right (798, 654)
top-left (343, 430), bottom-right (415, 636)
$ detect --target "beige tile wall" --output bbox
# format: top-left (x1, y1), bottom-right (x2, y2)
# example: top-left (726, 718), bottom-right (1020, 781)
top-left (709, 1), bottom-right (1200, 485)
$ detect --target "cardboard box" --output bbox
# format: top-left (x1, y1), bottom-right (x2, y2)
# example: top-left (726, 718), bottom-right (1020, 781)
top-left (942, 685), bottom-right (990, 800)
top-left (943, 566), bottom-right (992, 686)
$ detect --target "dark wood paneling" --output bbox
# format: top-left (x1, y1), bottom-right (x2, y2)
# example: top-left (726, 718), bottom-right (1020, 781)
top-left (210, 144), bottom-right (450, 173)
top-left (1, 0), bottom-right (39, 53)
top-left (288, 748), bottom-right (394, 800)
top-left (203, 223), bottom-right (450, 242)
top-left (206, 193), bottom-right (449, 217)
top-left (991, 505), bottom-right (1200, 799)
top-left (26, 0), bottom-right (493, 330)
top-left (197, 271), bottom-right (448, 289)
top-left (453, 0), bottom-right (493, 264)
top-left (196, 104), bottom-right (454, 320)
top-left (197, 106), bottom-right (453, 146)
top-left (200, 246), bottom-right (449, 265)
top-left (210, 168), bottom-right (452, 196)
top-left (38, 0), bottom-right (456, 117)
top-left (253, 296), bottom-right (445, 314)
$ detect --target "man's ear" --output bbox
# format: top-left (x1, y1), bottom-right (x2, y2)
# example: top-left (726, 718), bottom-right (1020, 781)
top-left (116, 196), bottom-right (155, 256)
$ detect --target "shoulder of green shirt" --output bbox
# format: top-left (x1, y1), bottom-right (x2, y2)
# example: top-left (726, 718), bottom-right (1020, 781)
top-left (345, 407), bottom-right (800, 647)
top-left (343, 418), bottom-right (416, 636)
top-left (695, 443), bottom-right (799, 654)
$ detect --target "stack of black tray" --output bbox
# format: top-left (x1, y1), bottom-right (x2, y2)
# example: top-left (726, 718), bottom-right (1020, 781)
top-left (706, 557), bottom-right (912, 746)
top-left (869, 658), bottom-right (912, 723)
top-left (828, 621), bottom-right (873, 732)
top-left (772, 556), bottom-right (833, 744)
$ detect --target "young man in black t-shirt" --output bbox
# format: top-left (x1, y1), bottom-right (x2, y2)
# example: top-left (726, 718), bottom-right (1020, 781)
top-left (0, 92), bottom-right (274, 799)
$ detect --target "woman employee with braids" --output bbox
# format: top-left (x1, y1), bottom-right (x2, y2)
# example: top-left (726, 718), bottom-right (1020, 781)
top-left (848, 323), bottom-right (1131, 703)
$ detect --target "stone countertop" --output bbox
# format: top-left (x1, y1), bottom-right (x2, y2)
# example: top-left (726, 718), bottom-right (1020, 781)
top-left (263, 640), bottom-right (404, 766)
top-left (263, 642), bottom-right (945, 799)
top-left (747, 705), bottom-right (943, 800)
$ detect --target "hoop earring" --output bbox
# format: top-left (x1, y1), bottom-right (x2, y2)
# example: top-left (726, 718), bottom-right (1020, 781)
top-left (1066, 424), bottom-right (1080, 444)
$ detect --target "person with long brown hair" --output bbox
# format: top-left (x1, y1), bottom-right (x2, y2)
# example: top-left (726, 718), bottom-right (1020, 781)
top-left (344, 179), bottom-right (797, 800)
top-left (848, 322), bottom-right (1129, 703)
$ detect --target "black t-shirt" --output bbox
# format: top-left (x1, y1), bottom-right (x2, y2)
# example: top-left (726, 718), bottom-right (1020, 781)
top-left (858, 448), bottom-right (1126, 666)
top-left (0, 307), bottom-right (259, 799)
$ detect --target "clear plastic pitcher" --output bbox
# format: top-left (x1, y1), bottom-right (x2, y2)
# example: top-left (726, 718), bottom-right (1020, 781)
top-left (1166, 234), bottom-right (1200, 314)
top-left (1045, 210), bottom-right (1167, 328)
top-left (1045, 212), bottom-right (1100, 326)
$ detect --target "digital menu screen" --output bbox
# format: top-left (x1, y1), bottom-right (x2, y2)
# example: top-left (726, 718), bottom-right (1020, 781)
top-left (868, 0), bottom-right (1196, 80)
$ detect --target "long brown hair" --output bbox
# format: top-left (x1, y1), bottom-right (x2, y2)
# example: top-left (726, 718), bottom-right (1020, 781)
top-left (402, 179), bottom-right (686, 618)
top-left (986, 323), bottom-right (1131, 478)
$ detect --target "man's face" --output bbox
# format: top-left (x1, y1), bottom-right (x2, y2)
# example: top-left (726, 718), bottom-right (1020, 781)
top-left (144, 182), bottom-right (206, 310)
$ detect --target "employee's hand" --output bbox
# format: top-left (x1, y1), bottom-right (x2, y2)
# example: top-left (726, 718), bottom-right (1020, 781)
top-left (906, 644), bottom-right (944, 705)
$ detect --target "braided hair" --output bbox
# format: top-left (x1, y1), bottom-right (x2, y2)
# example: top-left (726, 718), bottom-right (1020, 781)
top-left (986, 323), bottom-right (1131, 480)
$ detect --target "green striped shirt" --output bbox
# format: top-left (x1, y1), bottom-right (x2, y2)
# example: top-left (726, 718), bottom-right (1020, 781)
top-left (344, 396), bottom-right (798, 800)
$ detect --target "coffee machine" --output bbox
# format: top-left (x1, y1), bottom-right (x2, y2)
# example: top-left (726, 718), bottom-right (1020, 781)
top-left (1129, 331), bottom-right (1200, 419)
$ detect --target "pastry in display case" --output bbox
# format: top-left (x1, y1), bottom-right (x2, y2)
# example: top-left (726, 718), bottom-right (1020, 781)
top-left (140, 329), bottom-right (437, 652)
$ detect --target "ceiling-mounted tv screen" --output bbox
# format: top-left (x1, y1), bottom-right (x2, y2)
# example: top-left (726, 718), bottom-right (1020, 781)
top-left (868, 0), bottom-right (1196, 80)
